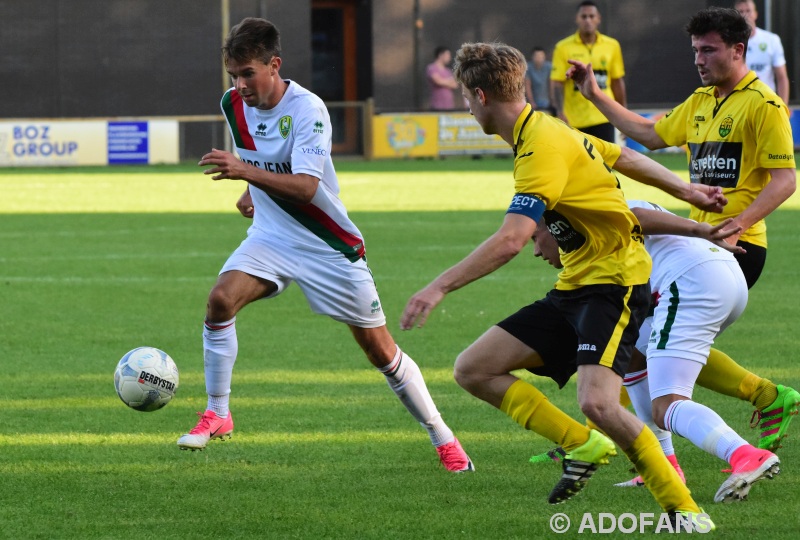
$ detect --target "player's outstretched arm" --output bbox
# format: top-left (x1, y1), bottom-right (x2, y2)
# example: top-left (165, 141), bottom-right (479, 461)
top-left (566, 60), bottom-right (666, 150)
top-left (631, 207), bottom-right (745, 254)
top-left (400, 213), bottom-right (536, 330)
top-left (614, 147), bottom-right (727, 213)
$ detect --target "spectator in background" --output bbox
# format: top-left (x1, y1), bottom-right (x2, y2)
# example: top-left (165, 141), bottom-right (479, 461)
top-left (735, 0), bottom-right (790, 103)
top-left (525, 47), bottom-right (554, 114)
top-left (426, 46), bottom-right (459, 110)
top-left (551, 0), bottom-right (626, 142)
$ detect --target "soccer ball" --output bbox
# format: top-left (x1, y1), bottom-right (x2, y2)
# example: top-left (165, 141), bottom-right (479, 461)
top-left (114, 347), bottom-right (179, 412)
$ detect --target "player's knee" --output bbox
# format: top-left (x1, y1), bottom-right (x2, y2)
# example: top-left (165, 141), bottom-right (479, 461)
top-left (206, 285), bottom-right (238, 320)
top-left (578, 395), bottom-right (614, 427)
top-left (651, 402), bottom-right (669, 431)
top-left (453, 351), bottom-right (485, 393)
top-left (362, 343), bottom-right (395, 368)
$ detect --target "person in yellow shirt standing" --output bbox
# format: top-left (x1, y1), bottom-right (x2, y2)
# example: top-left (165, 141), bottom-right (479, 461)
top-left (551, 0), bottom-right (626, 142)
top-left (567, 7), bottom-right (795, 289)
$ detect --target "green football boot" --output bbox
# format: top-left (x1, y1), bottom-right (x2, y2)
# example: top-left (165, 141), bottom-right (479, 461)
top-left (753, 385), bottom-right (800, 451)
top-left (548, 430), bottom-right (616, 504)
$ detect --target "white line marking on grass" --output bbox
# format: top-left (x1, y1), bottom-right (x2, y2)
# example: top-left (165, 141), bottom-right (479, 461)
top-left (0, 276), bottom-right (212, 284)
top-left (0, 225), bottom-right (223, 239)
top-left (6, 368), bottom-right (457, 385)
top-left (0, 251), bottom-right (227, 263)
top-left (2, 395), bottom-right (389, 411)
top-left (0, 430), bottom-right (514, 448)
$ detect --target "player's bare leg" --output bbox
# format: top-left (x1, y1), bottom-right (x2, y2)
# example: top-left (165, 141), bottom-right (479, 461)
top-left (350, 325), bottom-right (474, 472)
top-left (577, 364), bottom-right (701, 514)
top-left (616, 367), bottom-right (684, 487)
top-left (455, 326), bottom-right (615, 502)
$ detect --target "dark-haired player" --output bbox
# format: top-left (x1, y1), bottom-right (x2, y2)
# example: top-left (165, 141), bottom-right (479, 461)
top-left (176, 17), bottom-right (473, 473)
top-left (567, 6), bottom-right (798, 454)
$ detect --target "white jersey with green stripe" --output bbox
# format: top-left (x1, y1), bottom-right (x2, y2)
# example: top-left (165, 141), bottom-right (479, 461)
top-left (626, 200), bottom-right (736, 295)
top-left (220, 81), bottom-right (365, 262)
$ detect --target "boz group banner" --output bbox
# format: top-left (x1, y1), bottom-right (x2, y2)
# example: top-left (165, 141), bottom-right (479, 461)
top-left (0, 120), bottom-right (179, 167)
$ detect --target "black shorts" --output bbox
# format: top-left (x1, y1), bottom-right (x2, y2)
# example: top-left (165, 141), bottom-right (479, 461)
top-left (496, 283), bottom-right (650, 388)
top-left (577, 122), bottom-right (615, 143)
top-left (734, 241), bottom-right (767, 289)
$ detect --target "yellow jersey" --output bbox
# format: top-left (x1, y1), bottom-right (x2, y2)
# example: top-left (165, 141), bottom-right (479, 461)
top-left (654, 71), bottom-right (796, 247)
top-left (551, 31), bottom-right (625, 129)
top-left (511, 104), bottom-right (650, 290)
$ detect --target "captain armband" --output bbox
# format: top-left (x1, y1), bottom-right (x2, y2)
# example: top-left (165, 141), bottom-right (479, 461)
top-left (507, 193), bottom-right (546, 223)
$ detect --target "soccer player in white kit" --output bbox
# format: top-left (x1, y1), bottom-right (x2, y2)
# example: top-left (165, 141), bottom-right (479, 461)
top-left (177, 17), bottom-right (474, 472)
top-left (533, 202), bottom-right (781, 502)
top-left (735, 0), bottom-right (790, 103)
top-left (620, 201), bottom-right (780, 502)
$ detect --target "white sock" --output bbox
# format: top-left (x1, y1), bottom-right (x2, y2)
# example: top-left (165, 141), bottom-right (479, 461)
top-left (664, 400), bottom-right (747, 463)
top-left (625, 370), bottom-right (675, 456)
top-left (203, 317), bottom-right (237, 418)
top-left (379, 346), bottom-right (454, 447)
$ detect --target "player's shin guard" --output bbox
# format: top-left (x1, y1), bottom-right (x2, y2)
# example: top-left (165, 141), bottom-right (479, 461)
top-left (664, 399), bottom-right (748, 463)
top-left (379, 347), bottom-right (454, 447)
top-left (203, 317), bottom-right (238, 417)
top-left (501, 379), bottom-right (590, 452)
top-left (697, 348), bottom-right (777, 410)
top-left (624, 427), bottom-right (699, 513)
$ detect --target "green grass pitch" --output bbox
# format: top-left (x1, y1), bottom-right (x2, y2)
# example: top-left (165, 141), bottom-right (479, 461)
top-left (1, 155), bottom-right (799, 538)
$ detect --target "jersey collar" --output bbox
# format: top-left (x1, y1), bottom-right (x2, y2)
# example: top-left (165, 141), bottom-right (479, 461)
top-left (733, 71), bottom-right (759, 91)
top-left (512, 104), bottom-right (534, 157)
top-left (710, 71), bottom-right (758, 118)
top-left (572, 30), bottom-right (607, 46)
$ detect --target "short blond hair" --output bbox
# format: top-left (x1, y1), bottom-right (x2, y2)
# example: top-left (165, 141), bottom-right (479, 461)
top-left (453, 42), bottom-right (526, 101)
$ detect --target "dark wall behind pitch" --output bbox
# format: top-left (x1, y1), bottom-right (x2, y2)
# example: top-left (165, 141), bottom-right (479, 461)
top-left (372, 0), bottom-right (724, 112)
top-left (1, 0), bottom-right (220, 117)
top-left (0, 0), bottom-right (794, 120)
top-left (0, 0), bottom-right (311, 118)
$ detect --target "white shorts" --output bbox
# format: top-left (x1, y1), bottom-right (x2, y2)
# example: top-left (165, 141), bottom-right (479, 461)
top-left (648, 356), bottom-right (703, 399)
top-left (637, 259), bottom-right (747, 364)
top-left (220, 233), bottom-right (386, 328)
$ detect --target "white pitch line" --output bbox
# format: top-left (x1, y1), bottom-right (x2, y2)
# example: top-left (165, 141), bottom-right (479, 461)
top-left (0, 276), bottom-right (212, 284)
top-left (0, 251), bottom-right (227, 263)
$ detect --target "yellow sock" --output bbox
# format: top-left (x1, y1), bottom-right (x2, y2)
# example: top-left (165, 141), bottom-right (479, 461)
top-left (696, 348), bottom-right (777, 409)
top-left (619, 385), bottom-right (632, 408)
top-left (623, 426), bottom-right (699, 513)
top-left (752, 378), bottom-right (779, 411)
top-left (500, 379), bottom-right (589, 452)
